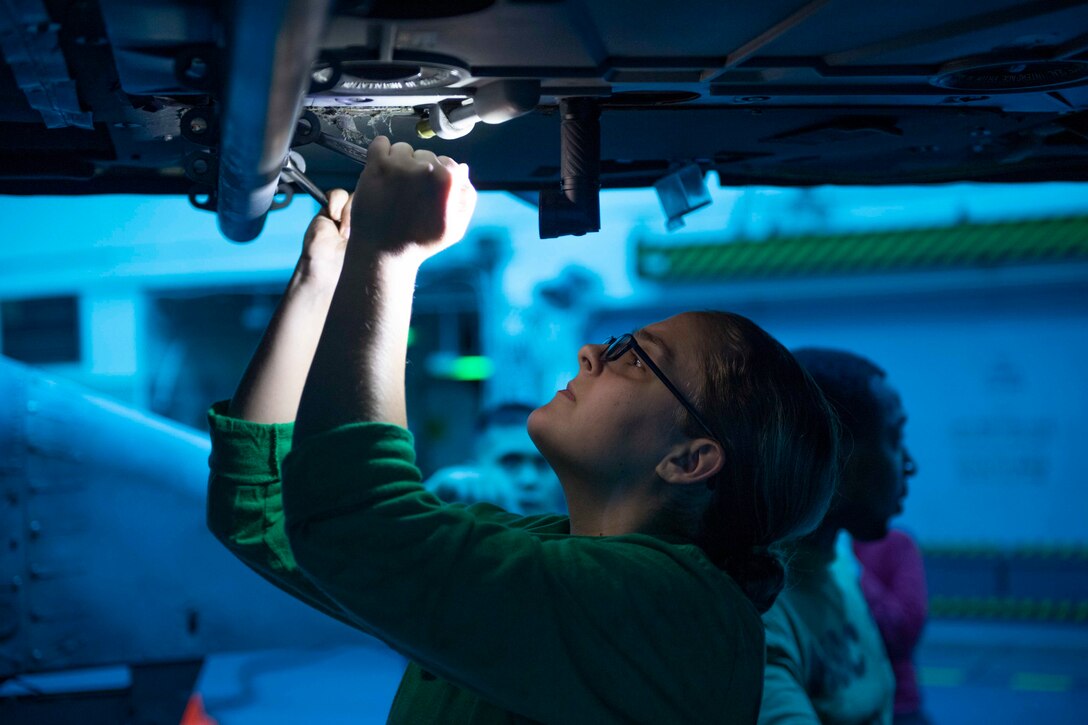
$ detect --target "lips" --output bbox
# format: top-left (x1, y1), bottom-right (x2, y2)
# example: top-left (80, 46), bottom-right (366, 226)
top-left (559, 382), bottom-right (575, 401)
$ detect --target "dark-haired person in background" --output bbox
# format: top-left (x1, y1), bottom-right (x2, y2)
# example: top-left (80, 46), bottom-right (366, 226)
top-left (759, 348), bottom-right (917, 725)
top-left (425, 403), bottom-right (566, 515)
top-left (207, 138), bottom-right (839, 722)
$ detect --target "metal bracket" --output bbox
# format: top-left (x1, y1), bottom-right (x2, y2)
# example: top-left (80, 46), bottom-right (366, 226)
top-left (654, 164), bottom-right (712, 231)
top-left (184, 143), bottom-right (219, 212)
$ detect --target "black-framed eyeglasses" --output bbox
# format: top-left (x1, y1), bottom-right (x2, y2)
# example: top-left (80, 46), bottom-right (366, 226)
top-left (601, 333), bottom-right (718, 441)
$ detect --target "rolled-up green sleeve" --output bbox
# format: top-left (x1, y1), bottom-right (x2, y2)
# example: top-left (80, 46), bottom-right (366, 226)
top-left (206, 401), bottom-right (360, 626)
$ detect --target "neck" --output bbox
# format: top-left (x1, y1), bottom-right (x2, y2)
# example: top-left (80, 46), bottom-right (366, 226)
top-left (562, 475), bottom-right (679, 538)
top-left (794, 519), bottom-right (841, 559)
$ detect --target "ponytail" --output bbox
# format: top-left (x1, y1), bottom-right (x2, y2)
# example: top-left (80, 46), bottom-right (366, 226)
top-left (718, 547), bottom-right (786, 614)
top-left (686, 312), bottom-right (839, 614)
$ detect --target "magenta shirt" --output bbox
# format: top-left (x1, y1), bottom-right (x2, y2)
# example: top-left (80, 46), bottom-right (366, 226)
top-left (852, 529), bottom-right (927, 716)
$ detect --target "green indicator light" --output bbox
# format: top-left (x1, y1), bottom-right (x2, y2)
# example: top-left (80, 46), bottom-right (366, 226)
top-left (425, 353), bottom-right (494, 381)
top-left (407, 326), bottom-right (417, 347)
top-left (450, 356), bottom-right (494, 381)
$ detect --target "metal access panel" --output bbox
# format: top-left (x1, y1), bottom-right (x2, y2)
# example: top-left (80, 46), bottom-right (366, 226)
top-left (0, 356), bottom-right (373, 678)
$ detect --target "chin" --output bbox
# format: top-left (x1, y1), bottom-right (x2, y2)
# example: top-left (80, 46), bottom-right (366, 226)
top-left (526, 407), bottom-right (561, 466)
top-left (526, 406), bottom-right (547, 444)
top-left (851, 520), bottom-right (891, 543)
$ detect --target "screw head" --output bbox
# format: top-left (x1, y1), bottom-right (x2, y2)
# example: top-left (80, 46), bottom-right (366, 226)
top-left (183, 57), bottom-right (209, 82)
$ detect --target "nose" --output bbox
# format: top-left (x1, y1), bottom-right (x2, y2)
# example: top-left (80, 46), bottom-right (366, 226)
top-left (903, 449), bottom-right (917, 478)
top-left (515, 468), bottom-right (540, 491)
top-left (578, 342), bottom-right (606, 374)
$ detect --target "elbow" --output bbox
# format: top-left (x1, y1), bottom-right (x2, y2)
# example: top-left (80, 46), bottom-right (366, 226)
top-left (207, 515), bottom-right (235, 553)
top-left (205, 484), bottom-right (234, 549)
top-left (282, 511), bottom-right (329, 581)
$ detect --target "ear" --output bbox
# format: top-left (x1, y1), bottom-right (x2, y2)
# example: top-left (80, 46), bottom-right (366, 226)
top-left (655, 438), bottom-right (725, 486)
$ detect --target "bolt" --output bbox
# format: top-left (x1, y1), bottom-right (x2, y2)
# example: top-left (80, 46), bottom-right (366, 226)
top-left (189, 117), bottom-right (208, 135)
top-left (192, 158), bottom-right (209, 174)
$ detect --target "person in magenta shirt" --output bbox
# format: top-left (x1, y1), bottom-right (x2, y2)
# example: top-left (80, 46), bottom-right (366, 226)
top-left (854, 529), bottom-right (930, 724)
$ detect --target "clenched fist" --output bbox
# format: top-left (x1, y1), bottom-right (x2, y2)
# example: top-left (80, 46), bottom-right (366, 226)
top-left (349, 136), bottom-right (477, 261)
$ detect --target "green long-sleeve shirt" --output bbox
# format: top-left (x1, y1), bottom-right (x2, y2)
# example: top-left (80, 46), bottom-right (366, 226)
top-left (206, 402), bottom-right (764, 723)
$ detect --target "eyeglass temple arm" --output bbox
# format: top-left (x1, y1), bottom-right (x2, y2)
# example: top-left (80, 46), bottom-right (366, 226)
top-left (633, 344), bottom-right (717, 439)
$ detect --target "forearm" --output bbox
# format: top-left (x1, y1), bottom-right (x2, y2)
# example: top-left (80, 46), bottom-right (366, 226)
top-left (294, 247), bottom-right (423, 439)
top-left (228, 257), bottom-right (339, 424)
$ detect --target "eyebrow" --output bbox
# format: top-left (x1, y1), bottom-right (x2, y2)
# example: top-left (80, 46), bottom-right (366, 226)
top-left (634, 328), bottom-right (672, 361)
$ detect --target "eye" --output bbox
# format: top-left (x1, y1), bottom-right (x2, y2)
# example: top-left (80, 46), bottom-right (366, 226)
top-left (628, 352), bottom-right (643, 368)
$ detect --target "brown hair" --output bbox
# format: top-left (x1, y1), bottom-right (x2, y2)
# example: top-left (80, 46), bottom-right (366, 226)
top-left (686, 312), bottom-right (839, 613)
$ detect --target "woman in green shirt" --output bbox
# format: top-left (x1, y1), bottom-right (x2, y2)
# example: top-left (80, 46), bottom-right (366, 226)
top-left (208, 137), bottom-right (838, 723)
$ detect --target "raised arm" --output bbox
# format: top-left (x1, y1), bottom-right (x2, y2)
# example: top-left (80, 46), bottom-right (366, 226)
top-left (293, 137), bottom-right (476, 439)
top-left (209, 188), bottom-right (368, 623)
top-left (228, 189), bottom-right (354, 423)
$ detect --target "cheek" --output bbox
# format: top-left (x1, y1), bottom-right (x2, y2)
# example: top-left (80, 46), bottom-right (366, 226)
top-left (848, 451), bottom-right (895, 502)
top-left (598, 394), bottom-right (675, 447)
top-left (875, 453), bottom-right (904, 501)
top-left (529, 382), bottom-right (676, 466)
